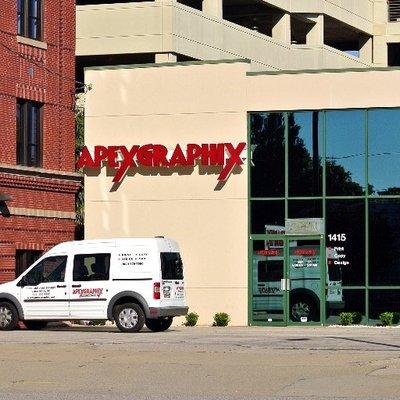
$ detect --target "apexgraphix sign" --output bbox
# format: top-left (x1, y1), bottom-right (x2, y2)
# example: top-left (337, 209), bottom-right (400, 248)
top-left (77, 143), bottom-right (246, 183)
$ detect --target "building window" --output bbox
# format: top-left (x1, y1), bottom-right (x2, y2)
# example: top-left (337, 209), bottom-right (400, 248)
top-left (15, 250), bottom-right (42, 278)
top-left (17, 0), bottom-right (42, 41)
top-left (17, 100), bottom-right (42, 167)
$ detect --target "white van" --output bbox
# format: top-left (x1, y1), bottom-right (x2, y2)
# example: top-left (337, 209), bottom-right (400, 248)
top-left (0, 237), bottom-right (188, 333)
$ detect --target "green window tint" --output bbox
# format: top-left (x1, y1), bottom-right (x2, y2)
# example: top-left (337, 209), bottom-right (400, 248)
top-left (369, 290), bottom-right (400, 322)
top-left (369, 199), bottom-right (400, 286)
top-left (326, 200), bottom-right (365, 286)
top-left (250, 113), bottom-right (285, 197)
top-left (251, 200), bottom-right (285, 234)
top-left (288, 111), bottom-right (322, 197)
top-left (288, 200), bottom-right (322, 219)
top-left (326, 110), bottom-right (366, 196)
top-left (248, 108), bottom-right (400, 326)
top-left (251, 240), bottom-right (285, 323)
top-left (326, 289), bottom-right (366, 325)
top-left (368, 109), bottom-right (400, 196)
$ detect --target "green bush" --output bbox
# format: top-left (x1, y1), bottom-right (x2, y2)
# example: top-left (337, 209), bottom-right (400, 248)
top-left (379, 312), bottom-right (394, 326)
top-left (393, 312), bottom-right (400, 325)
top-left (213, 312), bottom-right (230, 327)
top-left (184, 312), bottom-right (199, 327)
top-left (339, 312), bottom-right (353, 326)
top-left (352, 312), bottom-right (363, 325)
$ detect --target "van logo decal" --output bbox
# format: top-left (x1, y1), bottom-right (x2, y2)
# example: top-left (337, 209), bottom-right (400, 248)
top-left (72, 288), bottom-right (104, 298)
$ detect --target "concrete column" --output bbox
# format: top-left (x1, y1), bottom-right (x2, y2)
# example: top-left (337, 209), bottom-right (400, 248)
top-left (305, 14), bottom-right (324, 46)
top-left (155, 53), bottom-right (177, 63)
top-left (202, 0), bottom-right (223, 19)
top-left (373, 35), bottom-right (388, 66)
top-left (272, 13), bottom-right (291, 44)
top-left (359, 36), bottom-right (373, 63)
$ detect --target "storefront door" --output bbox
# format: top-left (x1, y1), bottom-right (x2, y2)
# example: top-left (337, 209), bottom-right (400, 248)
top-left (286, 237), bottom-right (323, 325)
top-left (250, 236), bottom-right (324, 326)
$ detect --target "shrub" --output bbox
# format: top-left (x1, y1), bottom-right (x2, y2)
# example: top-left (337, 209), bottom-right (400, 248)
top-left (352, 312), bottom-right (363, 325)
top-left (213, 312), bottom-right (230, 327)
top-left (380, 312), bottom-right (394, 326)
top-left (392, 312), bottom-right (400, 325)
top-left (339, 312), bottom-right (353, 326)
top-left (184, 312), bottom-right (199, 327)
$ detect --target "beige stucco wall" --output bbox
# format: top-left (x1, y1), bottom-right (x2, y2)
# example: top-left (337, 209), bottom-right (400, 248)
top-left (84, 60), bottom-right (400, 325)
top-left (84, 61), bottom-right (249, 325)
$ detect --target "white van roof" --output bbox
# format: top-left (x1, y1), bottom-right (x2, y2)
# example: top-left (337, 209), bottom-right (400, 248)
top-left (47, 237), bottom-right (179, 254)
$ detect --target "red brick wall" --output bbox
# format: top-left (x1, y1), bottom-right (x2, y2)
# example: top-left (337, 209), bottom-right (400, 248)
top-left (0, 0), bottom-right (79, 282)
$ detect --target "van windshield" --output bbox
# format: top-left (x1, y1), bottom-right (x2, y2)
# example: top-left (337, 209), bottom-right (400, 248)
top-left (161, 253), bottom-right (184, 280)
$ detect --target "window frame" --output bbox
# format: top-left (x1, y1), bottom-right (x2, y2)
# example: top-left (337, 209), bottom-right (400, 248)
top-left (17, 99), bottom-right (43, 167)
top-left (17, 0), bottom-right (43, 41)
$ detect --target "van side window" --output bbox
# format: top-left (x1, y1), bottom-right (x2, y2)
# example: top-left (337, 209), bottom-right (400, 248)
top-left (73, 254), bottom-right (111, 281)
top-left (22, 256), bottom-right (67, 286)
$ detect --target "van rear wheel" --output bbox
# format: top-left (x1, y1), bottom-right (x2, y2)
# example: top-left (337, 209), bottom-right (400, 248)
top-left (114, 303), bottom-right (145, 333)
top-left (23, 321), bottom-right (48, 330)
top-left (145, 317), bottom-right (173, 332)
top-left (0, 302), bottom-right (19, 331)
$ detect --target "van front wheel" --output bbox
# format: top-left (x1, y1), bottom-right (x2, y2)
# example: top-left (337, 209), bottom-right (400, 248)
top-left (114, 303), bottom-right (145, 333)
top-left (0, 302), bottom-right (19, 331)
top-left (145, 317), bottom-right (173, 332)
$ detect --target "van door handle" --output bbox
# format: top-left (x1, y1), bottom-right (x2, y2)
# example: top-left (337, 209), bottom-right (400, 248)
top-left (72, 284), bottom-right (81, 288)
top-left (57, 285), bottom-right (67, 288)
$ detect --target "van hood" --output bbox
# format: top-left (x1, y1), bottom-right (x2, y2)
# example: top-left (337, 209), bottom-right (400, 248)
top-left (0, 281), bottom-right (16, 293)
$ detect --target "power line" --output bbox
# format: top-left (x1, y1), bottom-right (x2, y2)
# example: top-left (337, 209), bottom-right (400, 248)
top-left (0, 29), bottom-right (90, 92)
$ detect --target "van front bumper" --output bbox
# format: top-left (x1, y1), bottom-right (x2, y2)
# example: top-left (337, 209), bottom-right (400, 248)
top-left (149, 306), bottom-right (189, 318)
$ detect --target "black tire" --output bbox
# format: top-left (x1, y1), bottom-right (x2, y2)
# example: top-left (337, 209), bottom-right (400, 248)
top-left (23, 320), bottom-right (48, 330)
top-left (145, 317), bottom-right (173, 332)
top-left (113, 302), bottom-right (145, 333)
top-left (0, 302), bottom-right (19, 331)
top-left (290, 296), bottom-right (318, 322)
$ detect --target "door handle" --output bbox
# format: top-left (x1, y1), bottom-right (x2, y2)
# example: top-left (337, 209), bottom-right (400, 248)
top-left (72, 284), bottom-right (81, 288)
top-left (280, 279), bottom-right (286, 291)
top-left (57, 285), bottom-right (67, 288)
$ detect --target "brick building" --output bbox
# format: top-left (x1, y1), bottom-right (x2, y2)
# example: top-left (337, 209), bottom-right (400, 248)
top-left (0, 0), bottom-right (80, 282)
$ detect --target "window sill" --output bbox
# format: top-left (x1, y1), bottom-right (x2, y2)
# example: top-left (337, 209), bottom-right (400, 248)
top-left (17, 36), bottom-right (47, 50)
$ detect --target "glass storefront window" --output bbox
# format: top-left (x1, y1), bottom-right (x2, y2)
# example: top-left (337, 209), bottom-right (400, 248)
top-left (368, 109), bottom-right (400, 196)
top-left (289, 111), bottom-right (322, 197)
top-left (326, 200), bottom-right (365, 286)
top-left (251, 240), bottom-right (284, 322)
top-left (326, 110), bottom-right (365, 196)
top-left (369, 290), bottom-right (400, 322)
top-left (326, 289), bottom-right (366, 325)
top-left (250, 113), bottom-right (285, 198)
top-left (369, 199), bottom-right (400, 286)
top-left (251, 200), bottom-right (285, 235)
top-left (288, 200), bottom-right (322, 219)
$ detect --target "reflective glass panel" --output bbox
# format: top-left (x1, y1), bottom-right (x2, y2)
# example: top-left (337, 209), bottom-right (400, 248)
top-left (369, 199), bottom-right (400, 286)
top-left (368, 109), bottom-right (400, 195)
top-left (251, 201), bottom-right (285, 234)
top-left (250, 113), bottom-right (285, 197)
top-left (326, 200), bottom-right (365, 286)
top-left (288, 200), bottom-right (322, 219)
top-left (252, 240), bottom-right (284, 322)
top-left (326, 110), bottom-right (365, 196)
top-left (326, 289), bottom-right (366, 325)
top-left (369, 290), bottom-right (400, 322)
top-left (289, 111), bottom-right (322, 197)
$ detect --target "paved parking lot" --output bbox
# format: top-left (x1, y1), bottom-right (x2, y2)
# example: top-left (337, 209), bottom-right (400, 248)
top-left (0, 325), bottom-right (399, 399)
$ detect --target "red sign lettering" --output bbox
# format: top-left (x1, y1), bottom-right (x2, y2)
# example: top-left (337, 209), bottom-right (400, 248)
top-left (77, 143), bottom-right (246, 183)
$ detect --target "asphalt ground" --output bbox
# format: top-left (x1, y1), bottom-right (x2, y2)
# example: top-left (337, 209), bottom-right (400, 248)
top-left (0, 325), bottom-right (399, 400)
